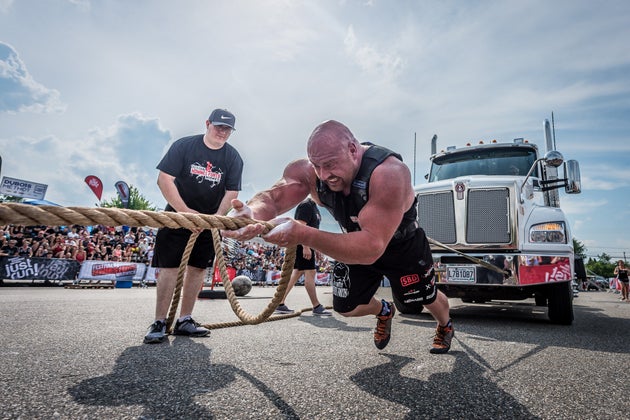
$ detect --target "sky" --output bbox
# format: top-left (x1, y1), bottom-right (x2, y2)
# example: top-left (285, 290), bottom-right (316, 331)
top-left (0, 0), bottom-right (628, 260)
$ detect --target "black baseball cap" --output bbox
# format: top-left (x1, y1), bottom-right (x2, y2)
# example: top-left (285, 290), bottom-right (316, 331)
top-left (209, 109), bottom-right (236, 130)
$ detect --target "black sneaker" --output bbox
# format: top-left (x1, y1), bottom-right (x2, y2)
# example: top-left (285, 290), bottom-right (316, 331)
top-left (374, 301), bottom-right (395, 350)
top-left (313, 304), bottom-right (332, 316)
top-left (430, 320), bottom-right (454, 354)
top-left (144, 320), bottom-right (166, 344)
top-left (173, 317), bottom-right (210, 337)
top-left (274, 304), bottom-right (295, 314)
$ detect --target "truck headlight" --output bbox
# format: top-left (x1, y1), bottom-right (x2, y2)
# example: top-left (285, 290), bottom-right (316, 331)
top-left (529, 222), bottom-right (566, 243)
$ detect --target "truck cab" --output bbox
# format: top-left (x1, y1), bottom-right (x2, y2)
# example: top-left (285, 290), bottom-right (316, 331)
top-left (410, 120), bottom-right (581, 324)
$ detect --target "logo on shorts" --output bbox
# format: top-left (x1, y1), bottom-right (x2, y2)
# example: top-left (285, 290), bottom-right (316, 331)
top-left (400, 274), bottom-right (420, 287)
top-left (404, 289), bottom-right (421, 296)
top-left (332, 262), bottom-right (350, 298)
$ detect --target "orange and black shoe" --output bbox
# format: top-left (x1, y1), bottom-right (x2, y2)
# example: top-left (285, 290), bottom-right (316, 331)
top-left (374, 300), bottom-right (395, 350)
top-left (430, 319), bottom-right (454, 354)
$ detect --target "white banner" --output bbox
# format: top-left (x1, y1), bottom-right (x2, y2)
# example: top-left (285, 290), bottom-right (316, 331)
top-left (78, 260), bottom-right (147, 281)
top-left (144, 266), bottom-right (158, 283)
top-left (0, 176), bottom-right (48, 199)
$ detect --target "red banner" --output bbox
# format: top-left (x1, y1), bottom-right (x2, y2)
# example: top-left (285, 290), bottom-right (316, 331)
top-left (84, 175), bottom-right (103, 201)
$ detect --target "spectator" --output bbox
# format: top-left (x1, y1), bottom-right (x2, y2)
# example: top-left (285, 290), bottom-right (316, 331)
top-left (1, 239), bottom-right (19, 257)
top-left (614, 260), bottom-right (629, 302)
top-left (17, 240), bottom-right (33, 258)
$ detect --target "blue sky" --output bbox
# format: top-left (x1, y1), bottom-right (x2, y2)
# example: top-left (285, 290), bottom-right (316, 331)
top-left (0, 0), bottom-right (628, 260)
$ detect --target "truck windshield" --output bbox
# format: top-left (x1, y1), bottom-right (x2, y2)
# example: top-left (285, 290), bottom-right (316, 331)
top-left (429, 147), bottom-right (538, 182)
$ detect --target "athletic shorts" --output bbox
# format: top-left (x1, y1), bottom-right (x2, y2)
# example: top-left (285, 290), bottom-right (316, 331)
top-left (294, 244), bottom-right (316, 271)
top-left (151, 227), bottom-right (216, 269)
top-left (331, 228), bottom-right (435, 313)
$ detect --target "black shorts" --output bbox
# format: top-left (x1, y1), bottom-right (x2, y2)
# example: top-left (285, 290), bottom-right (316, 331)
top-left (151, 228), bottom-right (216, 269)
top-left (294, 244), bottom-right (316, 271)
top-left (331, 228), bottom-right (435, 313)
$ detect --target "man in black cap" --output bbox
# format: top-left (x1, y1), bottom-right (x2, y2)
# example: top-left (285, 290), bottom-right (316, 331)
top-left (144, 108), bottom-right (244, 344)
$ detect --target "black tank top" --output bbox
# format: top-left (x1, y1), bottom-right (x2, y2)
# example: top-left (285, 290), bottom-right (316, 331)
top-left (315, 143), bottom-right (417, 244)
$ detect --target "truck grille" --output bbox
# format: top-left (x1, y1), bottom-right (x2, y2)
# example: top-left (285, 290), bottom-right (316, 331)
top-left (417, 191), bottom-right (456, 243)
top-left (466, 189), bottom-right (510, 243)
top-left (417, 188), bottom-right (511, 245)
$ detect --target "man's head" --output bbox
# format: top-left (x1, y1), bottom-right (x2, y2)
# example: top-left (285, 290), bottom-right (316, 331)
top-left (307, 120), bottom-right (362, 194)
top-left (205, 108), bottom-right (236, 147)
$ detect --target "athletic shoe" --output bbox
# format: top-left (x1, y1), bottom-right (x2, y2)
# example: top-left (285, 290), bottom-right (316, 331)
top-left (173, 317), bottom-right (210, 337)
top-left (275, 304), bottom-right (295, 314)
top-left (430, 320), bottom-right (454, 354)
top-left (313, 304), bottom-right (332, 316)
top-left (143, 320), bottom-right (166, 344)
top-left (374, 301), bottom-right (395, 350)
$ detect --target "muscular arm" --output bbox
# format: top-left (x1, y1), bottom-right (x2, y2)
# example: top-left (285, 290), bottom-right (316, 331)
top-left (267, 157), bottom-right (415, 265)
top-left (247, 159), bottom-right (315, 220)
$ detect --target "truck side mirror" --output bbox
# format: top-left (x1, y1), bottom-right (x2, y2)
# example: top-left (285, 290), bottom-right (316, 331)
top-left (564, 159), bottom-right (581, 194)
top-left (543, 150), bottom-right (564, 167)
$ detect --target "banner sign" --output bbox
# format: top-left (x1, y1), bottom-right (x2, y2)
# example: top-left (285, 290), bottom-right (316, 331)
top-left (114, 180), bottom-right (130, 208)
top-left (0, 176), bottom-right (48, 199)
top-left (144, 266), bottom-right (158, 284)
top-left (78, 260), bottom-right (147, 281)
top-left (315, 272), bottom-right (330, 286)
top-left (84, 175), bottom-right (103, 201)
top-left (0, 256), bottom-right (80, 281)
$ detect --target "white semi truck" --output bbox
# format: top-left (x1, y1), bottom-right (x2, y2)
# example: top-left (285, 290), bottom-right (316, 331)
top-left (405, 120), bottom-right (581, 324)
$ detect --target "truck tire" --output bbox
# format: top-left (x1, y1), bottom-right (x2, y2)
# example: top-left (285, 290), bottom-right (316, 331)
top-left (392, 294), bottom-right (424, 314)
top-left (547, 281), bottom-right (573, 325)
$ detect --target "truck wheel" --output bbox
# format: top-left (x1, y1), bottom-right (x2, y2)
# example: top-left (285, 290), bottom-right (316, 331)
top-left (392, 294), bottom-right (424, 314)
top-left (547, 281), bottom-right (573, 325)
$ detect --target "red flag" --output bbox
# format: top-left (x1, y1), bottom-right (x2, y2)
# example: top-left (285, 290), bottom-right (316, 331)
top-left (114, 180), bottom-right (130, 208)
top-left (84, 175), bottom-right (103, 201)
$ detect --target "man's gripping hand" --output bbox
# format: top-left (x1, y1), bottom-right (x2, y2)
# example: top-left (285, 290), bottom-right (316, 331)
top-left (222, 199), bottom-right (266, 241)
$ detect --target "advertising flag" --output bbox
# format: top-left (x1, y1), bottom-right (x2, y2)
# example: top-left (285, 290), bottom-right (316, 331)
top-left (114, 180), bottom-right (130, 208)
top-left (84, 175), bottom-right (103, 201)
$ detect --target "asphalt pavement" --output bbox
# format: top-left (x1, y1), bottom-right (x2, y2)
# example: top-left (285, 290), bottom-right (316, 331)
top-left (1, 284), bottom-right (628, 419)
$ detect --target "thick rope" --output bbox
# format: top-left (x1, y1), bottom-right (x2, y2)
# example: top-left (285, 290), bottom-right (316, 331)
top-left (0, 203), bottom-right (260, 232)
top-left (0, 203), bottom-right (314, 329)
top-left (206, 229), bottom-right (296, 327)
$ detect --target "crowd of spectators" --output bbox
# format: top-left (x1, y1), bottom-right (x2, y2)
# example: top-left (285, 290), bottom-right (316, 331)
top-left (0, 225), bottom-right (333, 279)
top-left (0, 224), bottom-right (156, 264)
top-left (227, 239), bottom-right (332, 284)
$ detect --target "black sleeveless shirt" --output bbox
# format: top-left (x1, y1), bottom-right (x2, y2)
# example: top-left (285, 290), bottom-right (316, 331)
top-left (315, 143), bottom-right (418, 244)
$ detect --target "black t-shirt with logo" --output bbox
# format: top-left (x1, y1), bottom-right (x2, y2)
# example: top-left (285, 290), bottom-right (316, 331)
top-left (157, 134), bottom-right (243, 214)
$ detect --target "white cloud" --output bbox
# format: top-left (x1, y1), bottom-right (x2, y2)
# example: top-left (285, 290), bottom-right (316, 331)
top-left (0, 0), bottom-right (12, 14)
top-left (344, 25), bottom-right (404, 80)
top-left (0, 42), bottom-right (66, 114)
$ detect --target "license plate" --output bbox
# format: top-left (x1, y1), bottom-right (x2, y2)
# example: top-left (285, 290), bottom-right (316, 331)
top-left (446, 266), bottom-right (476, 282)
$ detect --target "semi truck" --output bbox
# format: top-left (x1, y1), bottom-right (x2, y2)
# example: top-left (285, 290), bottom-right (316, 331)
top-left (404, 119), bottom-right (581, 324)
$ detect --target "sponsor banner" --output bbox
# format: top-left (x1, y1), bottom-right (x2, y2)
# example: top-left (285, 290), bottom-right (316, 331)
top-left (0, 256), bottom-right (80, 281)
top-left (84, 175), bottom-right (103, 201)
top-left (0, 176), bottom-right (48, 199)
top-left (114, 180), bottom-right (130, 208)
top-left (78, 260), bottom-right (146, 281)
top-left (265, 270), bottom-right (282, 285)
top-left (144, 266), bottom-right (158, 283)
top-left (315, 272), bottom-right (330, 285)
top-left (518, 256), bottom-right (572, 285)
